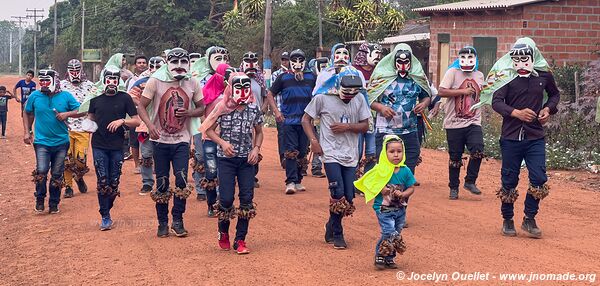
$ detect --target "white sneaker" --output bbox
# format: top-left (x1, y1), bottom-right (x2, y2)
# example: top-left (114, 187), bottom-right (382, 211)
top-left (295, 183), bottom-right (306, 192)
top-left (285, 183), bottom-right (296, 195)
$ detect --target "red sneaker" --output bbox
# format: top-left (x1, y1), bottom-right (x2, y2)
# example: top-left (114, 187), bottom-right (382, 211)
top-left (218, 232), bottom-right (231, 250)
top-left (234, 240), bottom-right (250, 255)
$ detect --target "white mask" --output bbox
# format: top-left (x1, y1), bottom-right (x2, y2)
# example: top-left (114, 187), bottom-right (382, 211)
top-left (333, 45), bottom-right (350, 67)
top-left (510, 44), bottom-right (534, 77)
top-left (231, 75), bottom-right (252, 105)
top-left (67, 59), bottom-right (82, 84)
top-left (459, 54), bottom-right (476, 72)
top-left (102, 66), bottom-right (121, 95)
top-left (167, 48), bottom-right (190, 81)
top-left (366, 44), bottom-right (382, 66)
top-left (395, 50), bottom-right (411, 78)
top-left (38, 69), bottom-right (57, 94)
top-left (208, 47), bottom-right (229, 73)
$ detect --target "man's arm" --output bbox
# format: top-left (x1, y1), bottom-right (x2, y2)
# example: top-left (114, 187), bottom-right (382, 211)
top-left (23, 112), bottom-right (34, 144)
top-left (13, 83), bottom-right (20, 103)
top-left (438, 87), bottom-right (473, 98)
top-left (330, 119), bottom-right (369, 134)
top-left (543, 73), bottom-right (560, 115)
top-left (248, 124), bottom-right (264, 165)
top-left (492, 84), bottom-right (536, 123)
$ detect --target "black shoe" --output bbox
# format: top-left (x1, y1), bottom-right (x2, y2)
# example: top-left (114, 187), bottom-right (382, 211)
top-left (333, 237), bottom-right (347, 249)
top-left (254, 181), bottom-right (260, 188)
top-left (384, 257), bottom-right (398, 269)
top-left (521, 217), bottom-right (542, 238)
top-left (171, 220), bottom-right (188, 237)
top-left (76, 178), bottom-right (88, 193)
top-left (139, 185), bottom-right (152, 196)
top-left (464, 182), bottom-right (482, 195)
top-left (449, 188), bottom-right (459, 200)
top-left (374, 256), bottom-right (386, 270)
top-left (196, 193), bottom-right (207, 201)
top-left (64, 186), bottom-right (74, 198)
top-left (301, 170), bottom-right (308, 177)
top-left (312, 170), bottom-right (326, 178)
top-left (413, 181), bottom-right (421, 186)
top-left (49, 205), bottom-right (60, 214)
top-left (157, 224), bottom-right (169, 238)
top-left (502, 219), bottom-right (517, 237)
top-left (324, 222), bottom-right (334, 244)
top-left (35, 200), bottom-right (44, 213)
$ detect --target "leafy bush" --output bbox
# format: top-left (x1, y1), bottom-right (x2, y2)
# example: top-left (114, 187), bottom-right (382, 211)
top-left (551, 63), bottom-right (585, 102)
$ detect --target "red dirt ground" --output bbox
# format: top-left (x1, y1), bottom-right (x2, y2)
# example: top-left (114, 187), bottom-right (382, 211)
top-left (0, 75), bottom-right (599, 285)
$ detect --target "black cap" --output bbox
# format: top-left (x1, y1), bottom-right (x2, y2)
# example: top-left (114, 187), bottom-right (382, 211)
top-left (281, 52), bottom-right (290, 60)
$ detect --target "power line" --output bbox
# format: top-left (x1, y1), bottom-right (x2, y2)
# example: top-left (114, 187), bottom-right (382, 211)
top-left (27, 8), bottom-right (44, 73)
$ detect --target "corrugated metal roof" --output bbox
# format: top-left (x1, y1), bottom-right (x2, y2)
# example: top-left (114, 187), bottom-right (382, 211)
top-left (345, 23), bottom-right (431, 45)
top-left (413, 0), bottom-right (547, 12)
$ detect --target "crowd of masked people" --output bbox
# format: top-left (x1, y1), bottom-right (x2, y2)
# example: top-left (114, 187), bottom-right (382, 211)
top-left (21, 36), bottom-right (558, 268)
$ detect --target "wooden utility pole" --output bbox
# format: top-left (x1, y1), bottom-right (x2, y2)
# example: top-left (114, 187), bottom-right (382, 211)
top-left (27, 8), bottom-right (44, 74)
top-left (263, 0), bottom-right (273, 87)
top-left (317, 0), bottom-right (323, 57)
top-left (54, 0), bottom-right (58, 47)
top-left (81, 1), bottom-right (85, 60)
top-left (11, 16), bottom-right (27, 75)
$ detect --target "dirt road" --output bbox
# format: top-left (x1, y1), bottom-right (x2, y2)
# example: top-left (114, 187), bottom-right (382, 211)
top-left (0, 75), bottom-right (598, 285)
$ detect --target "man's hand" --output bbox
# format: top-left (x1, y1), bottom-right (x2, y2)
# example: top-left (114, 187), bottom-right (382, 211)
top-left (380, 106), bottom-right (396, 119)
top-left (463, 87), bottom-right (476, 97)
top-left (274, 110), bottom-right (285, 123)
top-left (413, 102), bottom-right (428, 114)
top-left (147, 124), bottom-right (161, 140)
top-left (538, 107), bottom-right (551, 125)
top-left (15, 97), bottom-right (21, 103)
top-left (511, 108), bottom-right (537, 123)
top-left (429, 101), bottom-right (441, 118)
top-left (107, 119), bottom-right (125, 133)
top-left (221, 141), bottom-right (236, 157)
top-left (55, 112), bottom-right (69, 121)
top-left (248, 147), bottom-right (260, 165)
top-left (310, 140), bottom-right (323, 156)
top-left (23, 131), bottom-right (33, 145)
top-left (175, 108), bottom-right (191, 118)
top-left (330, 123), bottom-right (349, 134)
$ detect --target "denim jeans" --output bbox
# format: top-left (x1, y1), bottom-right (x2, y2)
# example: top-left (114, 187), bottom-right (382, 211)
top-left (324, 162), bottom-right (356, 239)
top-left (153, 142), bottom-right (190, 225)
top-left (192, 134), bottom-right (206, 195)
top-left (203, 139), bottom-right (219, 207)
top-left (0, 112), bottom-right (7, 136)
top-left (139, 138), bottom-right (154, 187)
top-left (33, 143), bottom-right (69, 207)
top-left (375, 131), bottom-right (420, 175)
top-left (93, 148), bottom-right (124, 218)
top-left (284, 124), bottom-right (308, 184)
top-left (358, 131), bottom-right (377, 172)
top-left (446, 125), bottom-right (484, 189)
top-left (499, 138), bottom-right (547, 220)
top-left (375, 208), bottom-right (406, 258)
top-left (217, 157), bottom-right (255, 241)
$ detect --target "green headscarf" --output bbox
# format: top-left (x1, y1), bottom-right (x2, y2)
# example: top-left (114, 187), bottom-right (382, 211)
top-left (151, 62), bottom-right (192, 82)
top-left (191, 57), bottom-right (211, 80)
top-left (367, 43), bottom-right (431, 105)
top-left (78, 53), bottom-right (127, 112)
top-left (354, 135), bottom-right (406, 203)
top-left (473, 37), bottom-right (550, 109)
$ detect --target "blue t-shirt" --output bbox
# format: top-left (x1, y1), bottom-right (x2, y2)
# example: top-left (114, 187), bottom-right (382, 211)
top-left (375, 77), bottom-right (429, 135)
top-left (25, 90), bottom-right (80, 146)
top-left (372, 166), bottom-right (416, 212)
top-left (15, 80), bottom-right (36, 104)
top-left (269, 72), bottom-right (315, 125)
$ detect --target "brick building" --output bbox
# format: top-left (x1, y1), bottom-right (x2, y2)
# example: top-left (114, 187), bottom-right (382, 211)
top-left (414, 0), bottom-right (600, 86)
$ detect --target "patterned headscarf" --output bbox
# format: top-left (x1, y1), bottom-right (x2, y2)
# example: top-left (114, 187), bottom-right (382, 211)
top-left (353, 43), bottom-right (370, 66)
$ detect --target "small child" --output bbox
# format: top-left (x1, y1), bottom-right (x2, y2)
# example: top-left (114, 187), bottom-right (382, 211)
top-left (354, 134), bottom-right (415, 270)
top-left (0, 86), bottom-right (15, 138)
top-left (202, 71), bottom-right (263, 255)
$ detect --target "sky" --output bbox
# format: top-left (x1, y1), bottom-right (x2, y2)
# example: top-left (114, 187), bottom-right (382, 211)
top-left (0, 0), bottom-right (60, 24)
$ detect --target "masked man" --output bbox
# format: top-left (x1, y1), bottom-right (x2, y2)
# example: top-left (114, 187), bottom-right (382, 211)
top-left (368, 44), bottom-right (431, 176)
top-left (477, 38), bottom-right (559, 238)
top-left (138, 48), bottom-right (205, 237)
top-left (270, 52), bottom-right (291, 168)
top-left (60, 59), bottom-right (95, 198)
top-left (88, 66), bottom-right (140, 231)
top-left (190, 46), bottom-right (230, 204)
top-left (128, 56), bottom-right (165, 196)
top-left (240, 51), bottom-right (267, 187)
top-left (24, 69), bottom-right (82, 214)
top-left (267, 49), bottom-right (316, 194)
top-left (438, 46), bottom-right (485, 200)
top-left (353, 43), bottom-right (383, 180)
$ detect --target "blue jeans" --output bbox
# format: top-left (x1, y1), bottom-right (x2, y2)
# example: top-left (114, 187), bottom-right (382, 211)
top-left (324, 162), bottom-right (356, 239)
top-left (276, 121), bottom-right (285, 161)
top-left (203, 140), bottom-right (219, 207)
top-left (217, 157), bottom-right (255, 241)
top-left (358, 131), bottom-right (377, 171)
top-left (92, 148), bottom-right (124, 218)
top-left (0, 112), bottom-right (7, 136)
top-left (192, 134), bottom-right (206, 195)
top-left (500, 138), bottom-right (547, 220)
top-left (153, 142), bottom-right (190, 225)
top-left (376, 131), bottom-right (420, 175)
top-left (284, 124), bottom-right (308, 184)
top-left (139, 138), bottom-right (154, 187)
top-left (33, 143), bottom-right (69, 207)
top-left (375, 208), bottom-right (406, 258)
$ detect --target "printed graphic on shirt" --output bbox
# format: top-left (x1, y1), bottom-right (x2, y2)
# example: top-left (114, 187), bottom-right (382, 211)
top-left (158, 87), bottom-right (190, 134)
top-left (455, 78), bottom-right (481, 119)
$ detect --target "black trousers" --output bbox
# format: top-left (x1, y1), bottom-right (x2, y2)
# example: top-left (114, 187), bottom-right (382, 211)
top-left (446, 125), bottom-right (484, 189)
